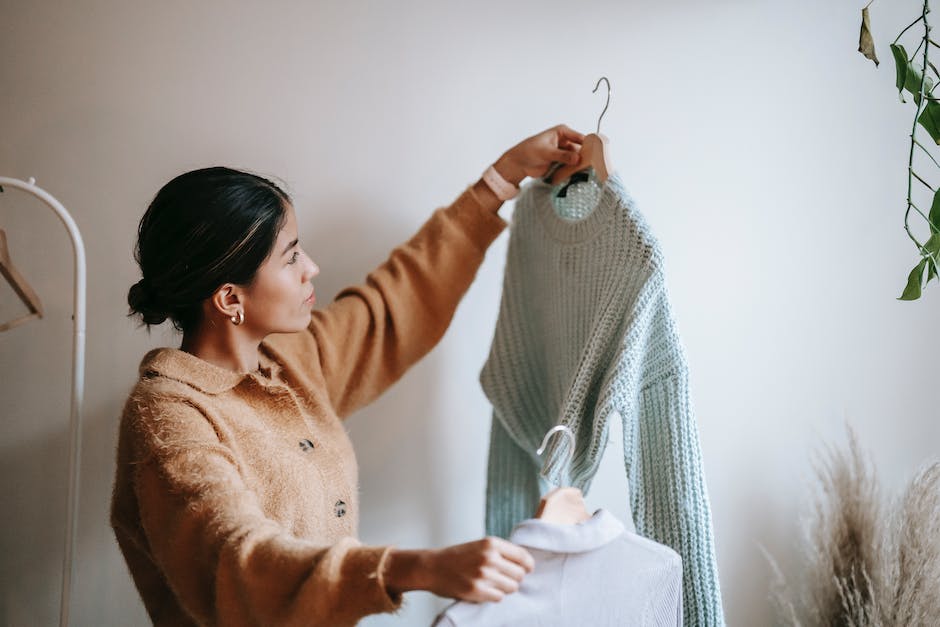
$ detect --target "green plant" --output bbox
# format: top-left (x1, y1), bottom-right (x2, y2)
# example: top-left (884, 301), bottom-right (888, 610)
top-left (860, 1), bottom-right (940, 300)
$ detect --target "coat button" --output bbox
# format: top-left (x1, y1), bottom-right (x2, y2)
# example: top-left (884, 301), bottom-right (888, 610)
top-left (299, 439), bottom-right (315, 452)
top-left (334, 500), bottom-right (347, 517)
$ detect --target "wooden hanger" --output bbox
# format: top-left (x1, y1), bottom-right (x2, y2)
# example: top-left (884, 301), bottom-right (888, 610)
top-left (534, 425), bottom-right (591, 524)
top-left (549, 77), bottom-right (614, 188)
top-left (0, 228), bottom-right (44, 332)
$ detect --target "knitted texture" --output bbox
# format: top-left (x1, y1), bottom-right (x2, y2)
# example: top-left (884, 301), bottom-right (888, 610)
top-left (111, 183), bottom-right (508, 626)
top-left (480, 171), bottom-right (725, 626)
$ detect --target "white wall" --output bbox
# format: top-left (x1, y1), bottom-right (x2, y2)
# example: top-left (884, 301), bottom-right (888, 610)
top-left (1, 1), bottom-right (938, 625)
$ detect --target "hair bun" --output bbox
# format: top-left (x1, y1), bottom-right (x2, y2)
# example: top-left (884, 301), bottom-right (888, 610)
top-left (130, 166), bottom-right (290, 334)
top-left (127, 278), bottom-right (168, 326)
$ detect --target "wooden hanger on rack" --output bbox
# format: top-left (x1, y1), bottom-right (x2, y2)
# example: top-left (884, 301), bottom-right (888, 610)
top-left (548, 77), bottom-right (614, 190)
top-left (0, 227), bottom-right (44, 332)
top-left (534, 425), bottom-right (591, 524)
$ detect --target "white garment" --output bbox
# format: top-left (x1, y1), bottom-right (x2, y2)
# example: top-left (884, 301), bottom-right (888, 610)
top-left (431, 509), bottom-right (683, 627)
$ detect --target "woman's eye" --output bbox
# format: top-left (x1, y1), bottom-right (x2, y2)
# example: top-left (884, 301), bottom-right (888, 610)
top-left (288, 251), bottom-right (300, 265)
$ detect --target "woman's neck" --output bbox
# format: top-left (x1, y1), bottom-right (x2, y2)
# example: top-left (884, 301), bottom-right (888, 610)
top-left (180, 327), bottom-right (262, 374)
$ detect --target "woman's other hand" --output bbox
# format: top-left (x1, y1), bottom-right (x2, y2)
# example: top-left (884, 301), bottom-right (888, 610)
top-left (494, 124), bottom-right (585, 186)
top-left (384, 536), bottom-right (535, 603)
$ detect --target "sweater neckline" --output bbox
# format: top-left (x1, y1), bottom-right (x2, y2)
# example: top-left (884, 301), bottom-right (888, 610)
top-left (529, 171), bottom-right (626, 244)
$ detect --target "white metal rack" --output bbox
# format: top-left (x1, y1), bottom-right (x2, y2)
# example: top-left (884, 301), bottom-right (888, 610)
top-left (0, 176), bottom-right (86, 627)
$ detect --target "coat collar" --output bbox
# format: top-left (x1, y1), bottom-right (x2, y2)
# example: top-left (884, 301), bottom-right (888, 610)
top-left (508, 508), bottom-right (625, 553)
top-left (139, 343), bottom-right (282, 395)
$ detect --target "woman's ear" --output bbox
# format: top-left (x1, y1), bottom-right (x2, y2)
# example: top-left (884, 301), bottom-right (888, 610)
top-left (209, 283), bottom-right (244, 320)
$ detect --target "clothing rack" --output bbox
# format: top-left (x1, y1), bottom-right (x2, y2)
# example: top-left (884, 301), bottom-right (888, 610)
top-left (0, 176), bottom-right (86, 627)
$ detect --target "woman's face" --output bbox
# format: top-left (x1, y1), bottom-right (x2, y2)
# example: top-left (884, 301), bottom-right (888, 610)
top-left (241, 203), bottom-right (320, 334)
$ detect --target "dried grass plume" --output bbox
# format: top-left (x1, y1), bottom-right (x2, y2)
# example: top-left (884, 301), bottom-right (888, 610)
top-left (765, 426), bottom-right (940, 627)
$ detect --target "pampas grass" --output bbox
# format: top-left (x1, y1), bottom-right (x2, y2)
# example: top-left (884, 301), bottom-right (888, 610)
top-left (881, 462), bottom-right (940, 626)
top-left (765, 426), bottom-right (940, 627)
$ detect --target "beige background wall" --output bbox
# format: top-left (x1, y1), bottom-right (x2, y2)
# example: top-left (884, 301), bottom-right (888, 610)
top-left (1, 1), bottom-right (938, 625)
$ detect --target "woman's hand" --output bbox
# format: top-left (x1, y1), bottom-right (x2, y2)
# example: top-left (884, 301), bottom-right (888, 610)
top-left (494, 124), bottom-right (585, 186)
top-left (384, 536), bottom-right (535, 603)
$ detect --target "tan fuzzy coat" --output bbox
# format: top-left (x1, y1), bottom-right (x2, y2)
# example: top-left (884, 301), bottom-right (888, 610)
top-left (111, 183), bottom-right (507, 626)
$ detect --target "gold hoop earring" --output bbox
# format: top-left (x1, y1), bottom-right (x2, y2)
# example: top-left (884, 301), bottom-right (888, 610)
top-left (230, 310), bottom-right (244, 326)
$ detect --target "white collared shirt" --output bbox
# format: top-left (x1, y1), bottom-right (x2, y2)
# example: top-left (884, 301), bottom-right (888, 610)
top-left (432, 509), bottom-right (683, 626)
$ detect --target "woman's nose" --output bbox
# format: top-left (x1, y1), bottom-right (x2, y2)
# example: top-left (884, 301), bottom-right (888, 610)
top-left (305, 257), bottom-right (320, 280)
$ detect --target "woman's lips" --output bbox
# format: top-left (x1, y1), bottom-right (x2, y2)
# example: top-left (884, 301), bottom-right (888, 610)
top-left (305, 288), bottom-right (316, 305)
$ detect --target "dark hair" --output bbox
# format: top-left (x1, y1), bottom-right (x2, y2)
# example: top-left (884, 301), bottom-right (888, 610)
top-left (128, 166), bottom-right (290, 334)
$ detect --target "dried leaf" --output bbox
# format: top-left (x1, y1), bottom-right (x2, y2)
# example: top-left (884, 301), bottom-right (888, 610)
top-left (859, 7), bottom-right (879, 67)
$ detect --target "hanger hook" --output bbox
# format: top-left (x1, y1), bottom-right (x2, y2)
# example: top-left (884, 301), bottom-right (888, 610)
top-left (592, 76), bottom-right (611, 134)
top-left (537, 425), bottom-right (575, 485)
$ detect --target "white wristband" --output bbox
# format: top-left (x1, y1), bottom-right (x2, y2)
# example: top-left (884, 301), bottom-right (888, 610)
top-left (482, 165), bottom-right (520, 201)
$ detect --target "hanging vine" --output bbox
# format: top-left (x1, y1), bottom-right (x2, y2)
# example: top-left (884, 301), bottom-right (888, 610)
top-left (860, 0), bottom-right (940, 300)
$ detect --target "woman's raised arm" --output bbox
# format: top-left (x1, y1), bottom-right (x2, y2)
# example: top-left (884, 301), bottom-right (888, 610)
top-left (269, 125), bottom-right (585, 418)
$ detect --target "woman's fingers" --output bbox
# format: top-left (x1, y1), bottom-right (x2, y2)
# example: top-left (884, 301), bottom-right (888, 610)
top-left (555, 123), bottom-right (586, 144)
top-left (493, 556), bottom-right (527, 583)
top-left (498, 124), bottom-right (587, 183)
top-left (427, 536), bottom-right (537, 603)
top-left (480, 537), bottom-right (533, 590)
top-left (495, 537), bottom-right (535, 573)
top-left (550, 148), bottom-right (580, 165)
top-left (472, 583), bottom-right (507, 603)
top-left (482, 566), bottom-right (522, 595)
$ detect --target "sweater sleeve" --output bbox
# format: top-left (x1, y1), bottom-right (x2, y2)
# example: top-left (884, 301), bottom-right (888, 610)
top-left (301, 185), bottom-right (507, 418)
top-left (130, 399), bottom-right (403, 627)
top-left (625, 373), bottom-right (725, 627)
top-left (618, 289), bottom-right (726, 626)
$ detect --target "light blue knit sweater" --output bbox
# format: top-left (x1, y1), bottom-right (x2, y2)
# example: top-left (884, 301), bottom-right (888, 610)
top-left (480, 170), bottom-right (725, 626)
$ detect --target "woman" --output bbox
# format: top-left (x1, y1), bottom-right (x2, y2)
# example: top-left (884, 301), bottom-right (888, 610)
top-left (110, 125), bottom-right (586, 626)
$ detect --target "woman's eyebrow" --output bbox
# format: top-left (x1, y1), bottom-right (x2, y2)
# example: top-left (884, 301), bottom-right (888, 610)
top-left (281, 237), bottom-right (299, 255)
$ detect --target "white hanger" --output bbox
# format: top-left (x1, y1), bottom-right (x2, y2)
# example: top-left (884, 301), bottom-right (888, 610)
top-left (534, 425), bottom-right (591, 524)
top-left (548, 77), bottom-right (614, 189)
